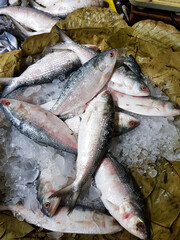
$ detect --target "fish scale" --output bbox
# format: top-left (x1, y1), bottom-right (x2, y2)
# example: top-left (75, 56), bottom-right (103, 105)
top-left (95, 155), bottom-right (151, 239)
top-left (50, 90), bottom-right (115, 213)
top-left (1, 98), bottom-right (77, 154)
top-left (1, 50), bottom-right (81, 97)
top-left (51, 48), bottom-right (117, 116)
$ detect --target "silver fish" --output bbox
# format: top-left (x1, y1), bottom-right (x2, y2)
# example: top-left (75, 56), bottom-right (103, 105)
top-left (37, 156), bottom-right (65, 217)
top-left (119, 54), bottom-right (142, 77)
top-left (0, 31), bottom-right (19, 53)
top-left (110, 89), bottom-right (180, 117)
top-left (107, 65), bottom-right (149, 96)
top-left (29, 0), bottom-right (104, 17)
top-left (1, 50), bottom-right (81, 97)
top-left (1, 98), bottom-right (77, 153)
top-left (50, 27), bottom-right (150, 96)
top-left (0, 6), bottom-right (59, 33)
top-left (64, 112), bottom-right (139, 136)
top-left (0, 204), bottom-right (122, 234)
top-left (51, 48), bottom-right (117, 116)
top-left (95, 155), bottom-right (150, 239)
top-left (50, 90), bottom-right (115, 212)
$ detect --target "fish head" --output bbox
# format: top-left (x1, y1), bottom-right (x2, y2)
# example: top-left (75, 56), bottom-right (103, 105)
top-left (110, 67), bottom-right (150, 96)
top-left (37, 180), bottom-right (61, 217)
top-left (159, 101), bottom-right (180, 117)
top-left (97, 49), bottom-right (118, 74)
top-left (116, 112), bottom-right (140, 132)
top-left (41, 196), bottom-right (61, 217)
top-left (119, 201), bottom-right (150, 239)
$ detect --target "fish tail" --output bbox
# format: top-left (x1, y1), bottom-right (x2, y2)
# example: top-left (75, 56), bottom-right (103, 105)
top-left (55, 25), bottom-right (73, 43)
top-left (49, 184), bottom-right (73, 198)
top-left (1, 82), bottom-right (17, 97)
top-left (0, 77), bottom-right (13, 85)
top-left (68, 190), bottom-right (81, 215)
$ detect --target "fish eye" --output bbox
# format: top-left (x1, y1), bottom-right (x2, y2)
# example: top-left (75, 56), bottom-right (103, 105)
top-left (137, 222), bottom-right (146, 232)
top-left (174, 103), bottom-right (180, 109)
top-left (109, 52), bottom-right (114, 58)
top-left (129, 121), bottom-right (136, 127)
top-left (44, 202), bottom-right (50, 209)
top-left (140, 85), bottom-right (147, 91)
top-left (5, 102), bottom-right (10, 106)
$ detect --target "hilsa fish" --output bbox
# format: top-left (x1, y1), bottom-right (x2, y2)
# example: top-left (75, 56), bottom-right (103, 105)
top-left (0, 6), bottom-right (59, 33)
top-left (95, 155), bottom-right (151, 239)
top-left (0, 204), bottom-right (122, 234)
top-left (0, 50), bottom-right (81, 97)
top-left (50, 90), bottom-right (115, 212)
top-left (1, 98), bottom-right (77, 154)
top-left (51, 48), bottom-right (117, 116)
top-left (50, 27), bottom-right (150, 96)
top-left (64, 112), bottom-right (139, 136)
top-left (29, 0), bottom-right (104, 17)
top-left (110, 89), bottom-right (180, 117)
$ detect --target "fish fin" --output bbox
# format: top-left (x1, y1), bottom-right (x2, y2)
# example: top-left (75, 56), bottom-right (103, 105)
top-left (0, 77), bottom-right (13, 85)
top-left (49, 184), bottom-right (73, 198)
top-left (55, 25), bottom-right (73, 43)
top-left (82, 44), bottom-right (100, 51)
top-left (68, 190), bottom-right (81, 215)
top-left (1, 82), bottom-right (17, 97)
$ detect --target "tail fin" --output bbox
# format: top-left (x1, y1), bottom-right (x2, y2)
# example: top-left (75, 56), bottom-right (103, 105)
top-left (0, 77), bottom-right (13, 85)
top-left (55, 25), bottom-right (73, 43)
top-left (68, 190), bottom-right (81, 215)
top-left (49, 184), bottom-right (73, 198)
top-left (1, 82), bottom-right (17, 97)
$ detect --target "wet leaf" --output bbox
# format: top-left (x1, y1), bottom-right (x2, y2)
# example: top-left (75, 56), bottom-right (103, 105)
top-left (0, 50), bottom-right (23, 78)
top-left (156, 160), bottom-right (180, 204)
top-left (0, 212), bottom-right (34, 239)
top-left (130, 168), bottom-right (156, 198)
top-left (147, 187), bottom-right (180, 227)
top-left (140, 52), bottom-right (180, 105)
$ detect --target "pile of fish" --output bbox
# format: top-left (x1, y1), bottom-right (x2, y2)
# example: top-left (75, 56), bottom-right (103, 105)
top-left (0, 3), bottom-right (180, 240)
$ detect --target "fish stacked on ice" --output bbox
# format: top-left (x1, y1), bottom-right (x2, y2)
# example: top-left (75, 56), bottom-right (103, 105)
top-left (0, 27), bottom-right (179, 239)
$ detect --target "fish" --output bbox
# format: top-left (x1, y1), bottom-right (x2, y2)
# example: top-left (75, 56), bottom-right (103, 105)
top-left (0, 204), bottom-right (122, 234)
top-left (1, 98), bottom-right (77, 153)
top-left (50, 27), bottom-right (150, 96)
top-left (119, 54), bottom-right (142, 77)
top-left (107, 65), bottom-right (149, 96)
top-left (50, 90), bottom-right (115, 212)
top-left (29, 0), bottom-right (104, 17)
top-left (95, 154), bottom-right (150, 239)
top-left (37, 157), bottom-right (64, 217)
top-left (114, 111), bottom-right (139, 135)
top-left (0, 31), bottom-right (19, 53)
top-left (0, 6), bottom-right (60, 34)
top-left (1, 50), bottom-right (82, 97)
top-left (50, 48), bottom-right (117, 116)
top-left (110, 89), bottom-right (180, 117)
top-left (64, 112), bottom-right (139, 136)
